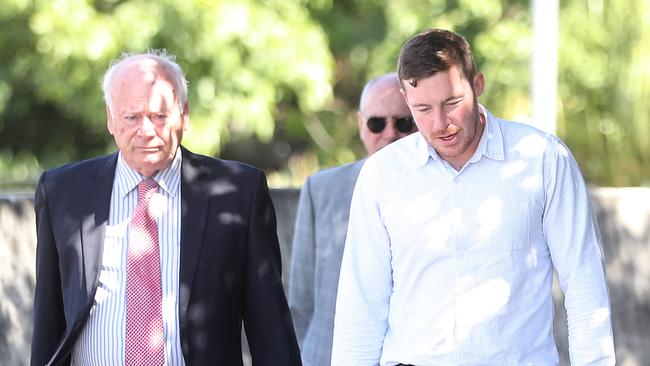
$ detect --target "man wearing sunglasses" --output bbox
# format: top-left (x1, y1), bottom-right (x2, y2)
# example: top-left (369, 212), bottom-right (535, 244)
top-left (288, 73), bottom-right (416, 366)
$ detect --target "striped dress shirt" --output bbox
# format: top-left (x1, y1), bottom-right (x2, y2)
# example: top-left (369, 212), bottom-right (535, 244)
top-left (72, 150), bottom-right (185, 365)
top-left (332, 107), bottom-right (615, 365)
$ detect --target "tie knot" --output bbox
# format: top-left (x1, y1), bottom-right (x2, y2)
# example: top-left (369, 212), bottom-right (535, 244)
top-left (137, 178), bottom-right (159, 202)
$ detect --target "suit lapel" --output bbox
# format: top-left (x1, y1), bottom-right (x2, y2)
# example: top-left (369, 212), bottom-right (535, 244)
top-left (80, 154), bottom-right (117, 298)
top-left (47, 155), bottom-right (116, 365)
top-left (178, 148), bottom-right (210, 324)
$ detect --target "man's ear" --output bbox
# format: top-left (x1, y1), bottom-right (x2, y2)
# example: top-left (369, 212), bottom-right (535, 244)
top-left (357, 110), bottom-right (364, 133)
top-left (181, 101), bottom-right (190, 130)
top-left (106, 105), bottom-right (115, 135)
top-left (473, 72), bottom-right (485, 98)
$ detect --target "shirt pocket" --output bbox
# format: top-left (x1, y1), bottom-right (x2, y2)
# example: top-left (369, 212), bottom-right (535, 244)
top-left (452, 195), bottom-right (531, 252)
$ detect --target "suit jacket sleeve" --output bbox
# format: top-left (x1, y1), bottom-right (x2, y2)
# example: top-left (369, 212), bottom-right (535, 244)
top-left (243, 171), bottom-right (302, 366)
top-left (31, 172), bottom-right (67, 366)
top-left (287, 176), bottom-right (316, 346)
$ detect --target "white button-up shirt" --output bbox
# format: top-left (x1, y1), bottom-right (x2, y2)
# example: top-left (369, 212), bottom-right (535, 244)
top-left (332, 107), bottom-right (615, 366)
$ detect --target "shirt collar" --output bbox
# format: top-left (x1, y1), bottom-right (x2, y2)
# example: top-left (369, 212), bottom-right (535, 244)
top-left (413, 133), bottom-right (431, 168)
top-left (413, 104), bottom-right (504, 169)
top-left (115, 148), bottom-right (183, 199)
top-left (469, 104), bottom-right (504, 164)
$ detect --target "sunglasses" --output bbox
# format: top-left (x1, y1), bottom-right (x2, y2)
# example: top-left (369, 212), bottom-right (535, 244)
top-left (367, 116), bottom-right (415, 134)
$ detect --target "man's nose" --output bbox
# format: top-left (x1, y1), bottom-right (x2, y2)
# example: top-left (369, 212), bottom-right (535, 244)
top-left (432, 109), bottom-right (449, 130)
top-left (382, 120), bottom-right (399, 139)
top-left (138, 116), bottom-right (156, 136)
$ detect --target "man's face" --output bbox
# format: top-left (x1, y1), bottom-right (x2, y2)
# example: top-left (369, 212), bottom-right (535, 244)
top-left (106, 59), bottom-right (188, 177)
top-left (401, 65), bottom-right (485, 170)
top-left (358, 82), bottom-right (416, 155)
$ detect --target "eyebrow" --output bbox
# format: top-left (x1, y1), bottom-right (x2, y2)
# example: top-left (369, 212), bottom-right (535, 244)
top-left (445, 95), bottom-right (463, 103)
top-left (411, 94), bottom-right (462, 107)
top-left (410, 102), bottom-right (431, 108)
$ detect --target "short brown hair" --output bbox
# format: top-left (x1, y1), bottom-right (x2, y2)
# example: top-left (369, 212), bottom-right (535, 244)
top-left (397, 29), bottom-right (477, 88)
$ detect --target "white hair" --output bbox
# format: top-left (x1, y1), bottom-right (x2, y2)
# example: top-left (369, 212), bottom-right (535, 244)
top-left (358, 72), bottom-right (399, 111)
top-left (102, 49), bottom-right (189, 113)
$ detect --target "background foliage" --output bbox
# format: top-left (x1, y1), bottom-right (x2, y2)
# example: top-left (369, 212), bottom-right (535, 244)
top-left (0, 0), bottom-right (648, 187)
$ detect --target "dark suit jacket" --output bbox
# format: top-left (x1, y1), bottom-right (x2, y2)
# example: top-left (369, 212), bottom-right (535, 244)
top-left (31, 146), bottom-right (301, 366)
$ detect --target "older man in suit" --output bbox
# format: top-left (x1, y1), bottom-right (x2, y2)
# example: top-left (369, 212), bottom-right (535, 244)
top-left (31, 50), bottom-right (301, 365)
top-left (287, 73), bottom-right (416, 366)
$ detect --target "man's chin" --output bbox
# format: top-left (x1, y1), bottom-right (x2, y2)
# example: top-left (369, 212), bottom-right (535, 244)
top-left (138, 152), bottom-right (167, 166)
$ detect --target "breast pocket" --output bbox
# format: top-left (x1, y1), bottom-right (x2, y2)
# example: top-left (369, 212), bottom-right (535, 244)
top-left (453, 195), bottom-right (531, 252)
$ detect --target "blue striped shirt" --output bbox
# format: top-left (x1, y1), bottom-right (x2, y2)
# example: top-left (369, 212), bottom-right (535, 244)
top-left (332, 106), bottom-right (615, 365)
top-left (72, 150), bottom-right (185, 365)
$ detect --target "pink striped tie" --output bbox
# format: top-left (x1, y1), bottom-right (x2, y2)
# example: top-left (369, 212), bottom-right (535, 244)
top-left (125, 178), bottom-right (165, 365)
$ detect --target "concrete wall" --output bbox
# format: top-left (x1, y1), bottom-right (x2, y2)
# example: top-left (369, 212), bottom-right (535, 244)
top-left (2, 188), bottom-right (649, 365)
top-left (0, 193), bottom-right (37, 366)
